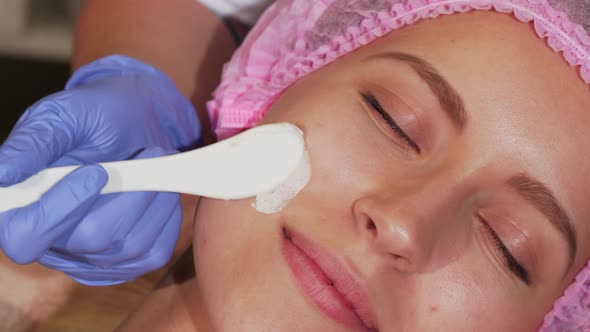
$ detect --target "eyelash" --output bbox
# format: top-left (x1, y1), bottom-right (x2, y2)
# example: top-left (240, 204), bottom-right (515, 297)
top-left (360, 92), bottom-right (421, 153)
top-left (478, 216), bottom-right (531, 285)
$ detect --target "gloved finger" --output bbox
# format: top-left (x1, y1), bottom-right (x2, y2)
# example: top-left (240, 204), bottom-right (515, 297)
top-left (52, 191), bottom-right (158, 254)
top-left (0, 100), bottom-right (76, 186)
top-left (49, 205), bottom-right (182, 286)
top-left (51, 147), bottom-right (176, 254)
top-left (83, 192), bottom-right (181, 267)
top-left (38, 250), bottom-right (124, 286)
top-left (123, 203), bottom-right (182, 274)
top-left (0, 165), bottom-right (107, 264)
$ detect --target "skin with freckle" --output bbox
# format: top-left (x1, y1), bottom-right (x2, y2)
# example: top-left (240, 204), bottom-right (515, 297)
top-left (188, 11), bottom-right (590, 332)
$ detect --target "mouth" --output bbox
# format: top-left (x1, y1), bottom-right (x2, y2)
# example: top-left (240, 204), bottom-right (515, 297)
top-left (281, 226), bottom-right (377, 331)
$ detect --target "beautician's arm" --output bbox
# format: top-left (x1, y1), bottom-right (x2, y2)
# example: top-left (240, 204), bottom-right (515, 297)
top-left (0, 0), bottom-right (240, 286)
top-left (0, 2), bottom-right (239, 329)
top-left (74, 0), bottom-right (237, 142)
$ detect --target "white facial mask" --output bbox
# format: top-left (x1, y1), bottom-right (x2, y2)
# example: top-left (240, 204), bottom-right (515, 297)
top-left (253, 151), bottom-right (311, 214)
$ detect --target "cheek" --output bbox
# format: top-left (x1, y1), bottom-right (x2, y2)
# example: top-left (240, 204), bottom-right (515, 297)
top-left (193, 199), bottom-right (232, 278)
top-left (192, 199), bottom-right (280, 322)
top-left (262, 101), bottom-right (389, 202)
top-left (411, 262), bottom-right (538, 331)
top-left (193, 198), bottom-right (264, 289)
top-left (367, 246), bottom-right (540, 331)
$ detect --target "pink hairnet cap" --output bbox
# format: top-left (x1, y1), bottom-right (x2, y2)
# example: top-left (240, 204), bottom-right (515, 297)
top-left (207, 0), bottom-right (590, 330)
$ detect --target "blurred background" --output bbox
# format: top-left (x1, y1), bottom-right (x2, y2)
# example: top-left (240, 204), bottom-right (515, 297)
top-left (0, 0), bottom-right (81, 141)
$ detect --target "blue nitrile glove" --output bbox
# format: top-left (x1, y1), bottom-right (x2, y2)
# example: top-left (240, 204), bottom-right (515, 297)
top-left (0, 55), bottom-right (201, 285)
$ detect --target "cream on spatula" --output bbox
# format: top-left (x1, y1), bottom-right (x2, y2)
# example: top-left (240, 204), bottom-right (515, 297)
top-left (0, 123), bottom-right (308, 213)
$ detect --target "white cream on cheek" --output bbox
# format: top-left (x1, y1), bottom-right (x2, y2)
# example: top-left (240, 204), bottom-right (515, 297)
top-left (253, 151), bottom-right (311, 214)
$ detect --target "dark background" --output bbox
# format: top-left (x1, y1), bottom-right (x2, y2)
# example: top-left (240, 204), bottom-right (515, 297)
top-left (0, 0), bottom-right (77, 142)
top-left (0, 56), bottom-right (69, 142)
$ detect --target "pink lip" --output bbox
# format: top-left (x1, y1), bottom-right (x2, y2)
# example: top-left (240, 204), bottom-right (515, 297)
top-left (281, 226), bottom-right (377, 331)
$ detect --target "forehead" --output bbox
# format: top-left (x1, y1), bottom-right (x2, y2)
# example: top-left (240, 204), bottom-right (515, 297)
top-left (326, 12), bottom-right (590, 258)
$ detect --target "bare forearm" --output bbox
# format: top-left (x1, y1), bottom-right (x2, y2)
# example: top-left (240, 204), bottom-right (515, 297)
top-left (73, 0), bottom-right (237, 142)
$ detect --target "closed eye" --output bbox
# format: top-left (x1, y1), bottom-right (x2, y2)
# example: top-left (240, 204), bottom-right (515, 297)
top-left (360, 92), bottom-right (421, 153)
top-left (478, 216), bottom-right (531, 286)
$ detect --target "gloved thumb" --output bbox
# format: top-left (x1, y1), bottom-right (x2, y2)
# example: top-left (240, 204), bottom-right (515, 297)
top-left (0, 165), bottom-right (107, 265)
top-left (0, 100), bottom-right (75, 187)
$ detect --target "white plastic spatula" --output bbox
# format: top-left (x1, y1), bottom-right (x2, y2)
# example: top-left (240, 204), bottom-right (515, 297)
top-left (0, 123), bottom-right (305, 213)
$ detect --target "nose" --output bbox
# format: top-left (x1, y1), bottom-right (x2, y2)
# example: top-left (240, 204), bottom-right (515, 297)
top-left (352, 191), bottom-right (460, 273)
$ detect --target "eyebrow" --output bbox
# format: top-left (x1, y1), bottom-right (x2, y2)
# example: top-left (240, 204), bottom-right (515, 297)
top-left (367, 52), bottom-right (467, 130)
top-left (508, 173), bottom-right (577, 273)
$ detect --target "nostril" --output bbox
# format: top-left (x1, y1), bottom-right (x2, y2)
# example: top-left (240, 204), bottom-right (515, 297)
top-left (390, 253), bottom-right (412, 270)
top-left (365, 219), bottom-right (377, 234)
top-left (391, 254), bottom-right (403, 260)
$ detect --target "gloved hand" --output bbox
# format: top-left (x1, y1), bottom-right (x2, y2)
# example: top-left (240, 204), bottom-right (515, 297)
top-left (0, 55), bottom-right (201, 285)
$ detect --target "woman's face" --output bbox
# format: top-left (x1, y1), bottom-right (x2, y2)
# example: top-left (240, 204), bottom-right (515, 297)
top-left (193, 11), bottom-right (590, 331)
